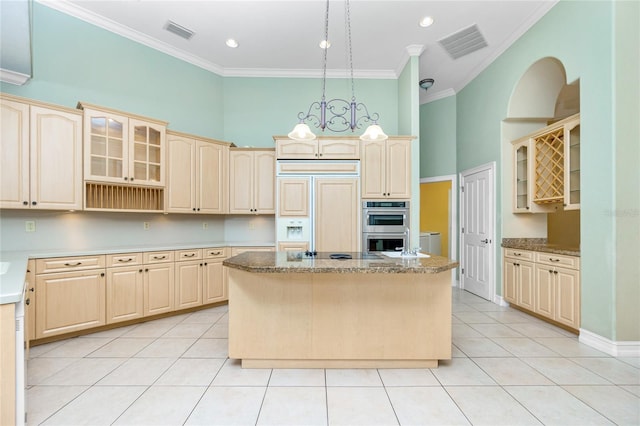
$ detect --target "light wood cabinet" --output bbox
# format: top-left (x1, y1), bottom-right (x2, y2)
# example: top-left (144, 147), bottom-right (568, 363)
top-left (278, 177), bottom-right (310, 216)
top-left (166, 132), bottom-right (229, 214)
top-left (503, 248), bottom-right (580, 330)
top-left (314, 177), bottom-right (360, 252)
top-left (1, 96), bottom-right (83, 210)
top-left (229, 149), bottom-right (275, 214)
top-left (81, 103), bottom-right (167, 187)
top-left (277, 242), bottom-right (310, 251)
top-left (175, 249), bottom-right (203, 310)
top-left (35, 268), bottom-right (106, 339)
top-left (25, 260), bottom-right (36, 343)
top-left (0, 303), bottom-right (16, 426)
top-left (142, 250), bottom-right (175, 316)
top-left (511, 113), bottom-right (580, 213)
top-left (202, 247), bottom-right (229, 304)
top-left (275, 137), bottom-right (360, 159)
top-left (502, 249), bottom-right (534, 310)
top-left (361, 138), bottom-right (411, 199)
top-left (106, 253), bottom-right (144, 324)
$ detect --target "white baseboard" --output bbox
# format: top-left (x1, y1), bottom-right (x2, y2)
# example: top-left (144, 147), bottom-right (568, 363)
top-left (579, 328), bottom-right (640, 357)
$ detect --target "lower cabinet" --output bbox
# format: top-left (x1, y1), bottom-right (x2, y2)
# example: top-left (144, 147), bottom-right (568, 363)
top-left (106, 253), bottom-right (144, 324)
top-left (35, 269), bottom-right (106, 339)
top-left (143, 251), bottom-right (175, 316)
top-left (28, 246), bottom-right (235, 341)
top-left (175, 249), bottom-right (204, 310)
top-left (503, 248), bottom-right (580, 330)
top-left (203, 248), bottom-right (229, 304)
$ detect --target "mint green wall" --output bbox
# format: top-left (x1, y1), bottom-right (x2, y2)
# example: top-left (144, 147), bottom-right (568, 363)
top-left (419, 97), bottom-right (457, 178)
top-left (223, 77), bottom-right (398, 147)
top-left (425, 0), bottom-right (629, 340)
top-left (0, 2), bottom-right (225, 139)
top-left (614, 1), bottom-right (640, 341)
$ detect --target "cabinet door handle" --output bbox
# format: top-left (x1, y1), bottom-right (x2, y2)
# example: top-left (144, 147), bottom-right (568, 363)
top-left (64, 262), bottom-right (82, 266)
top-left (554, 271), bottom-right (558, 274)
top-left (117, 258), bottom-right (134, 263)
top-left (549, 258), bottom-right (560, 262)
top-left (152, 255), bottom-right (166, 260)
top-left (100, 272), bottom-right (105, 277)
top-left (25, 298), bottom-right (30, 306)
top-left (32, 201), bottom-right (37, 205)
top-left (513, 252), bottom-right (522, 256)
top-left (23, 201), bottom-right (28, 205)
top-left (124, 177), bottom-right (128, 181)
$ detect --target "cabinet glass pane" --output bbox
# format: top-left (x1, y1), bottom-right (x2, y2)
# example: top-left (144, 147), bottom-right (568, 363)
top-left (134, 126), bottom-right (148, 143)
top-left (568, 124), bottom-right (580, 205)
top-left (108, 139), bottom-right (123, 159)
top-left (134, 162), bottom-right (147, 181)
top-left (108, 119), bottom-right (123, 138)
top-left (149, 164), bottom-right (161, 182)
top-left (91, 117), bottom-right (107, 135)
top-left (149, 128), bottom-right (161, 145)
top-left (515, 145), bottom-right (528, 209)
top-left (91, 157), bottom-right (106, 176)
top-left (91, 135), bottom-right (106, 156)
top-left (108, 159), bottom-right (123, 178)
top-left (135, 142), bottom-right (147, 162)
top-left (149, 146), bottom-right (161, 163)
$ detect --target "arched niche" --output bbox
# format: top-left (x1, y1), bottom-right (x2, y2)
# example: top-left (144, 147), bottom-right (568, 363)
top-left (501, 56), bottom-right (580, 239)
top-left (508, 57), bottom-right (568, 119)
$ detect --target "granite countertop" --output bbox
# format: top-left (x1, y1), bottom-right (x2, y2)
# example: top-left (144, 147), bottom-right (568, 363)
top-left (223, 251), bottom-right (459, 274)
top-left (501, 238), bottom-right (580, 256)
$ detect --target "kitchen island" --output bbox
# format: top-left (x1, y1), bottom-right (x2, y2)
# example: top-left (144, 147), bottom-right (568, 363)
top-left (224, 251), bottom-right (458, 368)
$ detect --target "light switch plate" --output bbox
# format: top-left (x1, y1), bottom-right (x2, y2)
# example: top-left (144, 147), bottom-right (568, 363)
top-left (25, 221), bottom-right (36, 232)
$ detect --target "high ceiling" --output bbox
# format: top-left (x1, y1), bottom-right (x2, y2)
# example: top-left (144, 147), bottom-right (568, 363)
top-left (40, 0), bottom-right (558, 104)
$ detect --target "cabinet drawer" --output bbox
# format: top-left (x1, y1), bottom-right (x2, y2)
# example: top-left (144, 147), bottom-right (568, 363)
top-left (36, 255), bottom-right (106, 274)
top-left (535, 252), bottom-right (580, 269)
top-left (176, 249), bottom-right (203, 261)
top-left (106, 252), bottom-right (143, 267)
top-left (143, 251), bottom-right (174, 264)
top-left (503, 249), bottom-right (534, 261)
top-left (204, 247), bottom-right (228, 259)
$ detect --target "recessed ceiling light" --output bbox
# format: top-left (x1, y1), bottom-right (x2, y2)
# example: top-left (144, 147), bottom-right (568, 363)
top-left (319, 39), bottom-right (331, 49)
top-left (226, 38), bottom-right (239, 48)
top-left (419, 16), bottom-right (434, 28)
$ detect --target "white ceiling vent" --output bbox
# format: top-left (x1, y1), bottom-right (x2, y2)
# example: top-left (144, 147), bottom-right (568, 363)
top-left (438, 24), bottom-right (487, 60)
top-left (164, 21), bottom-right (195, 40)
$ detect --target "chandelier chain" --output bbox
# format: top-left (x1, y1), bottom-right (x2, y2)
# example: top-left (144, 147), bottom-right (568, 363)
top-left (321, 0), bottom-right (330, 101)
top-left (346, 0), bottom-right (355, 101)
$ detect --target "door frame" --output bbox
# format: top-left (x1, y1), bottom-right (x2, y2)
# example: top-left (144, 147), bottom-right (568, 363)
top-left (459, 162), bottom-right (497, 301)
top-left (419, 174), bottom-right (458, 287)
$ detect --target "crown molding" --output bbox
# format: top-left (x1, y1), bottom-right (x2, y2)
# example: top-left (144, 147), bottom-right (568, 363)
top-left (0, 68), bottom-right (31, 85)
top-left (223, 67), bottom-right (397, 79)
top-left (36, 0), bottom-right (225, 75)
top-left (420, 88), bottom-right (456, 105)
top-left (405, 44), bottom-right (425, 57)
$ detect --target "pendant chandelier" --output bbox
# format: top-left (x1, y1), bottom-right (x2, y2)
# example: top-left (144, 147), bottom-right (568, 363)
top-left (288, 0), bottom-right (388, 142)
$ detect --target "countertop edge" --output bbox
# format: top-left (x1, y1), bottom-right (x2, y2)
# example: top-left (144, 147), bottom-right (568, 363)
top-left (501, 240), bottom-right (580, 257)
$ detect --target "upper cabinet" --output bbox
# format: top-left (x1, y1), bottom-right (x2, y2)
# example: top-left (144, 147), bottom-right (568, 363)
top-left (80, 103), bottom-right (167, 187)
top-left (166, 131), bottom-right (229, 214)
top-left (1, 95), bottom-right (83, 210)
top-left (274, 137), bottom-right (359, 160)
top-left (229, 149), bottom-right (275, 214)
top-left (511, 113), bottom-right (580, 213)
top-left (361, 138), bottom-right (412, 199)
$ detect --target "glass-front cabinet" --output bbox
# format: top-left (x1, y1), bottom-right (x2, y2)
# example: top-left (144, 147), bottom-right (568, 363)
top-left (564, 116), bottom-right (580, 210)
top-left (82, 105), bottom-right (166, 187)
top-left (511, 113), bottom-right (580, 213)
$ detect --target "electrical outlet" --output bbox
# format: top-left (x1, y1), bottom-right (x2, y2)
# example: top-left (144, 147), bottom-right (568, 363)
top-left (25, 221), bottom-right (36, 232)
top-left (143, 222), bottom-right (150, 230)
top-left (202, 222), bottom-right (208, 230)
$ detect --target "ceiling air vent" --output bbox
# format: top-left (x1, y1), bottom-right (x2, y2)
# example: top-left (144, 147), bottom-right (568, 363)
top-left (164, 21), bottom-right (195, 40)
top-left (438, 24), bottom-right (487, 60)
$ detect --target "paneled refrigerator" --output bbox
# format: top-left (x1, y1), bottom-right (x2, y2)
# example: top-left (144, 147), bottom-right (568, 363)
top-left (276, 160), bottom-right (361, 252)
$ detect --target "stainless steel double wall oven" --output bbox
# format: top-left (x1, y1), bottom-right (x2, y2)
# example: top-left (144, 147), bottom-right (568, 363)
top-left (362, 201), bottom-right (409, 253)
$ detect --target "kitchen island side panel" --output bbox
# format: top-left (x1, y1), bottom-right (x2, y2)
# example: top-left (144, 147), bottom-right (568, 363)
top-left (228, 269), bottom-right (451, 367)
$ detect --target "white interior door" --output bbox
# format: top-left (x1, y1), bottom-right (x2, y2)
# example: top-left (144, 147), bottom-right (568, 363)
top-left (460, 163), bottom-right (495, 300)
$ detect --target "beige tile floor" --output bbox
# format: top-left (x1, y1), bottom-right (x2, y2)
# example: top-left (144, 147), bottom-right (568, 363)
top-left (26, 288), bottom-right (640, 425)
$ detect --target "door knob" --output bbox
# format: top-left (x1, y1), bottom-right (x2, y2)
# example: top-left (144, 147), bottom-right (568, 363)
top-left (480, 239), bottom-right (490, 243)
